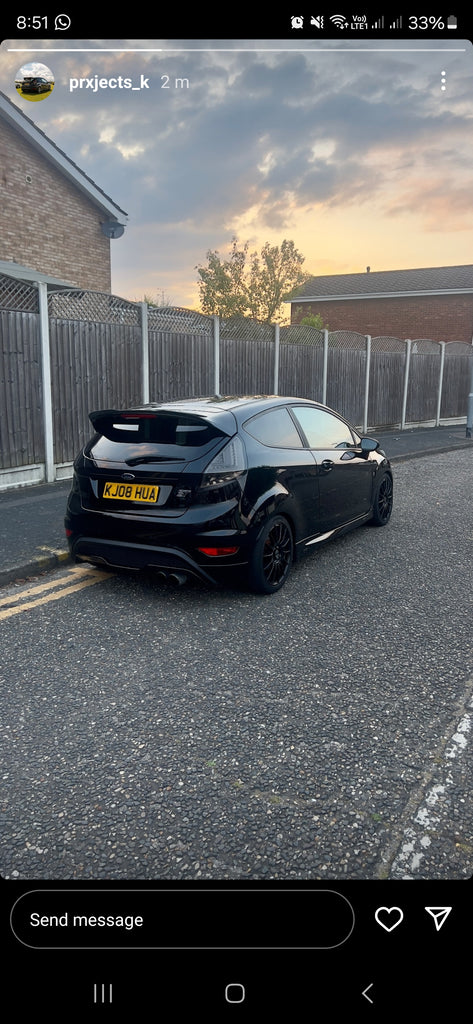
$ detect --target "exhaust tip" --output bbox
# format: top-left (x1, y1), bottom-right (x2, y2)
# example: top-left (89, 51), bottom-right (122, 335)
top-left (168, 571), bottom-right (188, 587)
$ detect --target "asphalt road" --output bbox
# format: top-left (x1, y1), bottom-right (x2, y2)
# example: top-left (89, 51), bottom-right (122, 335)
top-left (1, 447), bottom-right (472, 882)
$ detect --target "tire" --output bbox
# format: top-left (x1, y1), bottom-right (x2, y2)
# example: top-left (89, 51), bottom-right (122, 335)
top-left (248, 515), bottom-right (294, 594)
top-left (371, 473), bottom-right (393, 526)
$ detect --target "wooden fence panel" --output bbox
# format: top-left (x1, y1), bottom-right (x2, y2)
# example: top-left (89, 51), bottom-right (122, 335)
top-left (149, 332), bottom-right (214, 401)
top-left (49, 319), bottom-right (142, 464)
top-left (368, 350), bottom-right (406, 428)
top-left (220, 337), bottom-right (274, 395)
top-left (0, 310), bottom-right (43, 468)
top-left (405, 351), bottom-right (441, 423)
top-left (440, 347), bottom-right (473, 418)
top-left (326, 348), bottom-right (366, 426)
top-left (278, 342), bottom-right (324, 402)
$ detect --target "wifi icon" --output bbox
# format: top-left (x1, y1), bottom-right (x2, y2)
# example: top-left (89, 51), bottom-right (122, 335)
top-left (330, 14), bottom-right (348, 28)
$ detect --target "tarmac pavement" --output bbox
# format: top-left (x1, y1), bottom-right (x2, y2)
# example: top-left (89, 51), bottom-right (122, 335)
top-left (0, 424), bottom-right (471, 588)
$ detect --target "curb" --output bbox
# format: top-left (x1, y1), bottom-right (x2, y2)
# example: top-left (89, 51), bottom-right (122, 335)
top-left (0, 549), bottom-right (71, 588)
top-left (386, 440), bottom-right (473, 462)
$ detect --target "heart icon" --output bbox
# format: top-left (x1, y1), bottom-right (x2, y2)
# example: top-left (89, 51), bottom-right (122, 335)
top-left (374, 906), bottom-right (404, 932)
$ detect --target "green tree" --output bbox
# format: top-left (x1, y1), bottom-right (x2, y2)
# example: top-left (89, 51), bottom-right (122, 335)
top-left (196, 237), bottom-right (308, 322)
top-left (296, 309), bottom-right (329, 331)
top-left (195, 238), bottom-right (249, 318)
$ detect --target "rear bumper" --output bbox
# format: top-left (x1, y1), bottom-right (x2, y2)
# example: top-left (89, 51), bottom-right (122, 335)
top-left (64, 492), bottom-right (258, 584)
top-left (67, 534), bottom-right (247, 584)
top-left (69, 535), bottom-right (215, 582)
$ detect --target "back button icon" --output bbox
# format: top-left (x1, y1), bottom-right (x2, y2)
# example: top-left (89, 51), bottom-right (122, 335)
top-left (362, 983), bottom-right (374, 1004)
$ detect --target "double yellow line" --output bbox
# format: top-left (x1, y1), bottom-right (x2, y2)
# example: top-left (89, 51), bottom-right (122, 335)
top-left (0, 564), bottom-right (113, 621)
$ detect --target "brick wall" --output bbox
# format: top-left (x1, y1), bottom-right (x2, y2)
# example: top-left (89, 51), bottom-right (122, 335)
top-left (0, 117), bottom-right (112, 292)
top-left (291, 294), bottom-right (473, 343)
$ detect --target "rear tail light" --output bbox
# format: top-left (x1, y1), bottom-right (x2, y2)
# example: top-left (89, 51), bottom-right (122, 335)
top-left (201, 435), bottom-right (246, 484)
top-left (196, 435), bottom-right (247, 503)
top-left (197, 546), bottom-right (239, 557)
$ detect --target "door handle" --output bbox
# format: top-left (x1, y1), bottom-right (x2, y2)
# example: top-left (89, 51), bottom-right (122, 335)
top-left (321, 460), bottom-right (334, 472)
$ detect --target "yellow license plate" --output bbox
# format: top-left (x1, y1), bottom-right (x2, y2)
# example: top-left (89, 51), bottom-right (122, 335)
top-left (103, 481), bottom-right (159, 503)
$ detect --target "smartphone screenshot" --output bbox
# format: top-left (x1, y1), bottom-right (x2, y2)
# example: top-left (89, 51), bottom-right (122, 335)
top-left (1, 8), bottom-right (472, 1015)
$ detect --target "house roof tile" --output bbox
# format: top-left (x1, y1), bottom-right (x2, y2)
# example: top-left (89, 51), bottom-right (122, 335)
top-left (292, 265), bottom-right (473, 301)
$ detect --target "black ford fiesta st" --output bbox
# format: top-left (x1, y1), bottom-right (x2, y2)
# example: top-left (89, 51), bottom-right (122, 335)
top-left (65, 395), bottom-right (393, 594)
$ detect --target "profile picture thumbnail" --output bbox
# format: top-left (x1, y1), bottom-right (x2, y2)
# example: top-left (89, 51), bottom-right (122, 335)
top-left (15, 63), bottom-right (54, 102)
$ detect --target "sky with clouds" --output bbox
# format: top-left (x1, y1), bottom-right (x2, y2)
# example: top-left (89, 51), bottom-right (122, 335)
top-left (1, 37), bottom-right (472, 308)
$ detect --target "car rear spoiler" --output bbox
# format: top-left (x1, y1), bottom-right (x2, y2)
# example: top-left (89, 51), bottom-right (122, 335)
top-left (89, 408), bottom-right (237, 440)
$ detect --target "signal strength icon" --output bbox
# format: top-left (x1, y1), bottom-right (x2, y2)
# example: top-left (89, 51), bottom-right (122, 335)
top-left (371, 16), bottom-right (385, 29)
top-left (330, 14), bottom-right (348, 29)
top-left (390, 16), bottom-right (403, 29)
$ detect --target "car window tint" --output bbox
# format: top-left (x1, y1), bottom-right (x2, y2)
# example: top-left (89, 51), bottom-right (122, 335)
top-left (243, 407), bottom-right (303, 448)
top-left (291, 407), bottom-right (354, 448)
top-left (87, 413), bottom-right (227, 462)
top-left (92, 413), bottom-right (225, 446)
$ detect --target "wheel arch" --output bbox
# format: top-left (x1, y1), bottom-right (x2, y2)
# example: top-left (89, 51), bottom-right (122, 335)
top-left (249, 494), bottom-right (297, 560)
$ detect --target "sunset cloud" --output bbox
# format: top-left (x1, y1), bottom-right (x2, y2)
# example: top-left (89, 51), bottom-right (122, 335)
top-left (1, 37), bottom-right (471, 305)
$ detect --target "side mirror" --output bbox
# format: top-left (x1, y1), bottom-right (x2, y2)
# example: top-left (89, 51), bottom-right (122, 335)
top-left (360, 437), bottom-right (379, 453)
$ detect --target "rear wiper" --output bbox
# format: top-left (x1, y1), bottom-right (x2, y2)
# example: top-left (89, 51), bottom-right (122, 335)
top-left (125, 455), bottom-right (186, 465)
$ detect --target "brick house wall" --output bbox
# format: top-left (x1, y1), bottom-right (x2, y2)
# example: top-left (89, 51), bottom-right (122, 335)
top-left (291, 293), bottom-right (473, 343)
top-left (0, 117), bottom-right (112, 292)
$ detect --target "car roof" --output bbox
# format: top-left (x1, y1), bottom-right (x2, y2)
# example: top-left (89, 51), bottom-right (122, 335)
top-left (130, 395), bottom-right (325, 421)
top-left (90, 396), bottom-right (356, 442)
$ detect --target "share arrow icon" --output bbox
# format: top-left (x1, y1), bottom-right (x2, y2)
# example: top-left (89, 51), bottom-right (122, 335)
top-left (425, 907), bottom-right (452, 931)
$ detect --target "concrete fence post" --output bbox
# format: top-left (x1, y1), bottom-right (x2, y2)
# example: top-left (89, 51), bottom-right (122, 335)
top-left (213, 315), bottom-right (220, 396)
top-left (436, 342), bottom-right (445, 427)
top-left (322, 329), bottom-right (328, 405)
top-left (273, 323), bottom-right (280, 394)
top-left (38, 280), bottom-right (55, 482)
top-left (363, 335), bottom-right (371, 435)
top-left (140, 301), bottom-right (149, 404)
top-left (466, 357), bottom-right (473, 438)
top-left (401, 339), bottom-right (412, 429)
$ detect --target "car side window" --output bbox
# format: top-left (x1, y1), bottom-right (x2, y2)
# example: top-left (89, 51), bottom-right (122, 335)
top-left (291, 406), bottom-right (354, 449)
top-left (243, 407), bottom-right (304, 448)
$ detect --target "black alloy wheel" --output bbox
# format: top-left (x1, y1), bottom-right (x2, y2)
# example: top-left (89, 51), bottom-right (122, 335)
top-left (371, 473), bottom-right (393, 526)
top-left (248, 515), bottom-right (294, 593)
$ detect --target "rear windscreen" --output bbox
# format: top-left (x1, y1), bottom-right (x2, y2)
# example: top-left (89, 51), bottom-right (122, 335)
top-left (86, 412), bottom-right (228, 463)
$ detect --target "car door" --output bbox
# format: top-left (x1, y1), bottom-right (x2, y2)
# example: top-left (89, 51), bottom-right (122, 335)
top-left (242, 405), bottom-right (320, 538)
top-left (290, 405), bottom-right (374, 531)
